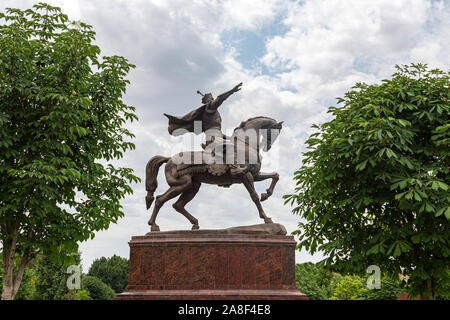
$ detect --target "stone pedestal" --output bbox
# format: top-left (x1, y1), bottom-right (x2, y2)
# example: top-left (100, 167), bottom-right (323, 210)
top-left (115, 224), bottom-right (307, 300)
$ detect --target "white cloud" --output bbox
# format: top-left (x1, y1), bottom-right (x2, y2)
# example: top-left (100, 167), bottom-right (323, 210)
top-left (219, 0), bottom-right (284, 31)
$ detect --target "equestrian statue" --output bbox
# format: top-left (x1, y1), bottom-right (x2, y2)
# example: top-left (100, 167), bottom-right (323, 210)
top-left (145, 82), bottom-right (283, 231)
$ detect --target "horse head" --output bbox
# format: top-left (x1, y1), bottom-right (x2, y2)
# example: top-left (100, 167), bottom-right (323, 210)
top-left (232, 116), bottom-right (283, 152)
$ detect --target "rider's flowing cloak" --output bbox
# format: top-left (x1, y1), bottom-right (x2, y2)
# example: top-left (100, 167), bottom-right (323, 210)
top-left (164, 105), bottom-right (208, 136)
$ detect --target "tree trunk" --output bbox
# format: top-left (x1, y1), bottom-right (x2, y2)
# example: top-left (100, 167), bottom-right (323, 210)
top-left (1, 250), bottom-right (30, 300)
top-left (1, 284), bottom-right (15, 300)
top-left (421, 280), bottom-right (435, 300)
top-left (12, 251), bottom-right (30, 296)
top-left (1, 240), bottom-right (16, 300)
top-left (1, 225), bottom-right (20, 300)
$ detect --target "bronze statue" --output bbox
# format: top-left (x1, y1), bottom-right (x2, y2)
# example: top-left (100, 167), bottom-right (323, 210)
top-left (145, 83), bottom-right (283, 231)
top-left (164, 82), bottom-right (242, 149)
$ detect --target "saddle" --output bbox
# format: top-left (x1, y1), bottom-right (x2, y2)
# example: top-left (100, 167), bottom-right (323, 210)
top-left (175, 151), bottom-right (230, 177)
top-left (175, 139), bottom-right (253, 179)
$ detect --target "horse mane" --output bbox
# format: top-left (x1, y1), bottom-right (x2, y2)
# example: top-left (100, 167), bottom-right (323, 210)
top-left (234, 116), bottom-right (276, 131)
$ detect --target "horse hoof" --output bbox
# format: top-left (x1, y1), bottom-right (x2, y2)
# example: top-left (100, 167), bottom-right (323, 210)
top-left (150, 225), bottom-right (160, 232)
top-left (191, 224), bottom-right (200, 230)
top-left (264, 218), bottom-right (273, 224)
top-left (261, 193), bottom-right (269, 201)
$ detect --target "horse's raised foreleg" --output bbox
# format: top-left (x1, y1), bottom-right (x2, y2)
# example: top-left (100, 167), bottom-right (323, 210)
top-left (243, 172), bottom-right (273, 224)
top-left (253, 172), bottom-right (279, 201)
top-left (172, 181), bottom-right (201, 230)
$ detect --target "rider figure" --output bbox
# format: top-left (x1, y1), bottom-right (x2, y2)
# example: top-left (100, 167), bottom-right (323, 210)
top-left (164, 82), bottom-right (242, 151)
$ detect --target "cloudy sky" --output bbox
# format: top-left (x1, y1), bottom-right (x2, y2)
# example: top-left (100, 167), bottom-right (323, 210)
top-left (2, 0), bottom-right (449, 270)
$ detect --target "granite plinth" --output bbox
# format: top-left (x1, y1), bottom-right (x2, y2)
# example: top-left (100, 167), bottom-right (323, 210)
top-left (115, 224), bottom-right (307, 300)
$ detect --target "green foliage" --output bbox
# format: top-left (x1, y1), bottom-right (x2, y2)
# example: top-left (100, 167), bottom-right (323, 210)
top-left (434, 268), bottom-right (450, 300)
top-left (0, 2), bottom-right (139, 299)
top-left (33, 254), bottom-right (69, 300)
top-left (73, 289), bottom-right (91, 300)
top-left (364, 277), bottom-right (405, 300)
top-left (88, 254), bottom-right (129, 293)
top-left (81, 275), bottom-right (115, 300)
top-left (64, 289), bottom-right (91, 300)
top-left (33, 252), bottom-right (80, 300)
top-left (285, 64), bottom-right (450, 299)
top-left (0, 263), bottom-right (3, 296)
top-left (296, 261), bottom-right (405, 300)
top-left (295, 262), bottom-right (332, 299)
top-left (329, 276), bottom-right (367, 300)
top-left (327, 272), bottom-right (345, 296)
top-left (14, 267), bottom-right (36, 300)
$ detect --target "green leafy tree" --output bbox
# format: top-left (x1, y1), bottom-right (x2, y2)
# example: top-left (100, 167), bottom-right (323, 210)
top-left (295, 262), bottom-right (332, 300)
top-left (327, 272), bottom-right (345, 298)
top-left (81, 275), bottom-right (115, 300)
top-left (435, 269), bottom-right (450, 300)
top-left (88, 255), bottom-right (129, 293)
top-left (364, 277), bottom-right (405, 300)
top-left (285, 64), bottom-right (450, 300)
top-left (0, 3), bottom-right (139, 299)
top-left (33, 252), bottom-right (81, 300)
top-left (329, 276), bottom-right (367, 300)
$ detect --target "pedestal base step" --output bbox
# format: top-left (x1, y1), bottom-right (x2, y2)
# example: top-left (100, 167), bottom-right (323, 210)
top-left (115, 289), bottom-right (307, 300)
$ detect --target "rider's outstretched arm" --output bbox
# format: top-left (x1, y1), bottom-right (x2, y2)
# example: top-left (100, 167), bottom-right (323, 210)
top-left (208, 82), bottom-right (242, 111)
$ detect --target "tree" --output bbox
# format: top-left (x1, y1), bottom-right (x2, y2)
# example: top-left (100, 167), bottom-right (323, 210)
top-left (33, 252), bottom-right (81, 300)
top-left (295, 262), bottom-right (405, 300)
top-left (329, 276), bottom-right (367, 300)
top-left (0, 3), bottom-right (139, 299)
top-left (285, 64), bottom-right (450, 300)
top-left (88, 255), bottom-right (129, 293)
top-left (33, 254), bottom-right (69, 300)
top-left (295, 262), bottom-right (332, 300)
top-left (364, 277), bottom-right (405, 300)
top-left (0, 254), bottom-right (37, 300)
top-left (81, 275), bottom-right (115, 300)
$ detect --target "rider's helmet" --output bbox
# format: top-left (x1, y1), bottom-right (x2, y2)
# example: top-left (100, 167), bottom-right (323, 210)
top-left (197, 90), bottom-right (214, 104)
top-left (202, 93), bottom-right (214, 104)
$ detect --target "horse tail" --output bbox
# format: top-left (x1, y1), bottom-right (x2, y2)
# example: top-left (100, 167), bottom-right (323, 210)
top-left (145, 155), bottom-right (170, 210)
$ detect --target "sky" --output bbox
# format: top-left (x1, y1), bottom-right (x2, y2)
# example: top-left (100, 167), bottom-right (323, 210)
top-left (1, 0), bottom-right (449, 271)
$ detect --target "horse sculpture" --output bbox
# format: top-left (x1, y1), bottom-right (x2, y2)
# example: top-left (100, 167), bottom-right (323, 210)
top-left (145, 116), bottom-right (283, 231)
